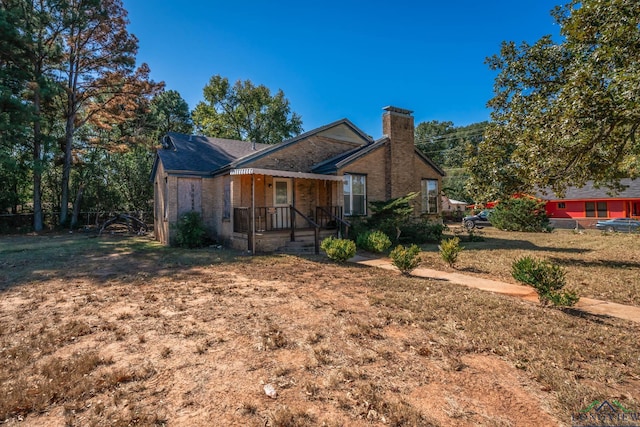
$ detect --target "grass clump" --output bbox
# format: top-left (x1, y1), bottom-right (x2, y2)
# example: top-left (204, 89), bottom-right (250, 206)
top-left (356, 230), bottom-right (392, 253)
top-left (390, 244), bottom-right (421, 274)
top-left (321, 236), bottom-right (356, 262)
top-left (439, 236), bottom-right (463, 268)
top-left (511, 256), bottom-right (578, 307)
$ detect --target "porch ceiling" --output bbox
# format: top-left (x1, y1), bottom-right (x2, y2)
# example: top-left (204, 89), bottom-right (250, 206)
top-left (229, 167), bottom-right (344, 182)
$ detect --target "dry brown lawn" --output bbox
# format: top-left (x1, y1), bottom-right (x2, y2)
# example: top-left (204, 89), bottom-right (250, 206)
top-left (0, 231), bottom-right (639, 426)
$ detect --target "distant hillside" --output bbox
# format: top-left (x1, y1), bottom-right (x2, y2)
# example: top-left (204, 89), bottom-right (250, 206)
top-left (415, 120), bottom-right (488, 204)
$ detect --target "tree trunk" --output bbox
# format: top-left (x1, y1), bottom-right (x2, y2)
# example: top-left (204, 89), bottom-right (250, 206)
top-left (60, 93), bottom-right (75, 226)
top-left (70, 182), bottom-right (84, 230)
top-left (33, 86), bottom-right (43, 231)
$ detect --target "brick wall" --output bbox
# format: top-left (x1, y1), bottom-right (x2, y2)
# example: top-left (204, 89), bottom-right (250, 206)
top-left (248, 135), bottom-right (362, 172)
top-left (339, 144), bottom-right (387, 205)
top-left (337, 107), bottom-right (443, 218)
top-left (383, 107), bottom-right (416, 199)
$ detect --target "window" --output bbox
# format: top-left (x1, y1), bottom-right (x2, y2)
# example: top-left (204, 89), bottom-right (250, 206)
top-left (421, 179), bottom-right (439, 214)
top-left (597, 201), bottom-right (607, 218)
top-left (274, 180), bottom-right (290, 205)
top-left (163, 177), bottom-right (169, 220)
top-left (343, 174), bottom-right (366, 216)
top-left (557, 202), bottom-right (566, 209)
top-left (586, 201), bottom-right (608, 217)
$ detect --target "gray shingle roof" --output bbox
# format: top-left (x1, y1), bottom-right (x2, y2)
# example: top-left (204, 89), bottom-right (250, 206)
top-left (155, 132), bottom-right (270, 175)
top-left (539, 179), bottom-right (640, 200)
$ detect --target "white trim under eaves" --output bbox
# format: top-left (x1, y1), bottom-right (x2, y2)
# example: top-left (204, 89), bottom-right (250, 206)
top-left (229, 168), bottom-right (344, 182)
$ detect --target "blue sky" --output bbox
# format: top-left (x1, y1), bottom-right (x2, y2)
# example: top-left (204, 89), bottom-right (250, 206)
top-left (122, 1), bottom-right (561, 137)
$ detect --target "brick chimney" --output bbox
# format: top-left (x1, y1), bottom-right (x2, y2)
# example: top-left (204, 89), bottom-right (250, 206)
top-left (382, 106), bottom-right (415, 199)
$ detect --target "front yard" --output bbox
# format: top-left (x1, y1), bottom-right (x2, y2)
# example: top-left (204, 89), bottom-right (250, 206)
top-left (422, 227), bottom-right (640, 306)
top-left (0, 230), bottom-right (638, 426)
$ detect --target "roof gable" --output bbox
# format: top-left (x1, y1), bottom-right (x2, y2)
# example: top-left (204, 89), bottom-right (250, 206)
top-left (230, 119), bottom-right (372, 170)
top-left (317, 122), bottom-right (371, 144)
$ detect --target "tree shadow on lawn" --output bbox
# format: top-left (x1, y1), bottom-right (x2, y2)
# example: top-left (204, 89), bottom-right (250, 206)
top-left (423, 235), bottom-right (592, 254)
top-left (0, 233), bottom-right (245, 291)
top-left (560, 306), bottom-right (627, 327)
top-left (457, 266), bottom-right (491, 274)
top-left (548, 256), bottom-right (640, 270)
top-left (0, 233), bottom-right (370, 292)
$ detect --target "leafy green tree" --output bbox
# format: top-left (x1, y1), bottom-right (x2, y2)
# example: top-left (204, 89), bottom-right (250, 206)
top-left (17, 0), bottom-right (63, 230)
top-left (57, 0), bottom-right (157, 226)
top-left (69, 68), bottom-right (161, 227)
top-left (149, 89), bottom-right (193, 140)
top-left (0, 0), bottom-right (31, 213)
top-left (192, 75), bottom-right (303, 144)
top-left (0, 0), bottom-right (162, 230)
top-left (468, 0), bottom-right (640, 202)
top-left (490, 197), bottom-right (550, 232)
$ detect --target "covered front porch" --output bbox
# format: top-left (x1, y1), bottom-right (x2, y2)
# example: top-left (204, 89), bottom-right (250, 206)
top-left (228, 168), bottom-right (350, 253)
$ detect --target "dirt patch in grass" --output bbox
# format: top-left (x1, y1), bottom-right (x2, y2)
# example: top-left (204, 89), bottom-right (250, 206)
top-left (0, 234), bottom-right (639, 426)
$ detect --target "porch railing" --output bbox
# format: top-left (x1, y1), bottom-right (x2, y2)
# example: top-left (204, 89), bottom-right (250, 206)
top-left (233, 206), bottom-right (346, 253)
top-left (233, 206), bottom-right (297, 233)
top-left (290, 206), bottom-right (320, 254)
top-left (316, 206), bottom-right (350, 238)
top-left (233, 206), bottom-right (344, 233)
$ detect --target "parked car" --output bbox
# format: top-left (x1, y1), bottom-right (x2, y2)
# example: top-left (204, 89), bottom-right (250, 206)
top-left (462, 210), bottom-right (492, 230)
top-left (595, 218), bottom-right (640, 233)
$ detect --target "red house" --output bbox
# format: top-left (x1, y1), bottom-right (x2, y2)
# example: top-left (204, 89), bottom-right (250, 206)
top-left (541, 179), bottom-right (640, 228)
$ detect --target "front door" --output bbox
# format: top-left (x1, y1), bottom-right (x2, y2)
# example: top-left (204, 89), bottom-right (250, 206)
top-left (273, 178), bottom-right (292, 229)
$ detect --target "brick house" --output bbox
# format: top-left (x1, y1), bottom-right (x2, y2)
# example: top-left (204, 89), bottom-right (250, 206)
top-left (151, 106), bottom-right (445, 252)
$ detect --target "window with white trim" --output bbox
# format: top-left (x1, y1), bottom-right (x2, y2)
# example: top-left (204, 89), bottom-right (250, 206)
top-left (343, 174), bottom-right (366, 216)
top-left (421, 179), bottom-right (439, 214)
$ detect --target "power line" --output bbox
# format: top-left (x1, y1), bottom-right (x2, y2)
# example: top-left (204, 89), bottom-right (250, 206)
top-left (414, 130), bottom-right (486, 145)
top-left (416, 146), bottom-right (471, 156)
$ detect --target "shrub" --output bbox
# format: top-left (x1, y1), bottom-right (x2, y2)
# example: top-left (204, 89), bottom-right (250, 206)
top-left (347, 216), bottom-right (369, 242)
top-left (511, 256), bottom-right (578, 307)
top-left (390, 244), bottom-right (421, 274)
top-left (439, 237), bottom-right (463, 268)
top-left (356, 230), bottom-right (392, 253)
top-left (490, 197), bottom-right (550, 232)
top-left (174, 211), bottom-right (207, 248)
top-left (367, 193), bottom-right (417, 243)
top-left (321, 236), bottom-right (356, 262)
top-left (399, 220), bottom-right (446, 244)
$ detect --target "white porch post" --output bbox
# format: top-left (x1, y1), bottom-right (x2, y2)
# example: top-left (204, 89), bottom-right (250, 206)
top-left (251, 173), bottom-right (256, 254)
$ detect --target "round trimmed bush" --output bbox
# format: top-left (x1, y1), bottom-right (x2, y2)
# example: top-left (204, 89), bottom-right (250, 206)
top-left (356, 230), bottom-right (392, 253)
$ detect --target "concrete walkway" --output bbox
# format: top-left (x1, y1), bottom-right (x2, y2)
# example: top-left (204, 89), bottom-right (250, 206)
top-left (351, 255), bottom-right (640, 324)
